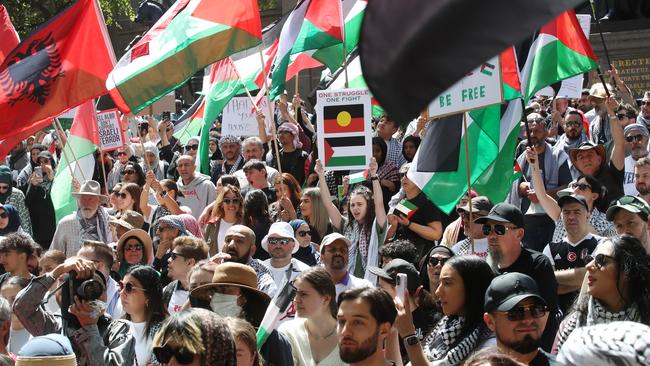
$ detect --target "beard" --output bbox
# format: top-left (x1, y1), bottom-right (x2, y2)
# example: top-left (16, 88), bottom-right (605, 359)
top-left (632, 147), bottom-right (648, 160)
top-left (339, 332), bottom-right (379, 363)
top-left (487, 246), bottom-right (503, 272)
top-left (329, 255), bottom-right (347, 271)
top-left (79, 207), bottom-right (98, 219)
top-left (501, 334), bottom-right (541, 354)
top-left (225, 248), bottom-right (251, 264)
top-left (637, 183), bottom-right (650, 196)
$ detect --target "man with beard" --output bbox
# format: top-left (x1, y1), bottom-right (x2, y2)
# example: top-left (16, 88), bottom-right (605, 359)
top-left (635, 157), bottom-right (650, 203)
top-left (51, 180), bottom-right (112, 256)
top-left (475, 203), bottom-right (558, 351)
top-left (553, 111), bottom-right (588, 177)
top-left (214, 225), bottom-right (277, 297)
top-left (575, 89), bottom-right (591, 114)
top-left (320, 233), bottom-right (372, 298)
top-left (483, 273), bottom-right (554, 366)
top-left (337, 287), bottom-right (397, 366)
top-left (210, 135), bottom-right (244, 184)
top-left (176, 154), bottom-right (216, 220)
top-left (637, 91), bottom-right (650, 128)
top-left (261, 222), bottom-right (310, 287)
top-left (605, 195), bottom-right (650, 253)
top-left (510, 114), bottom-right (571, 252)
top-left (623, 124), bottom-right (650, 195)
top-left (268, 123), bottom-right (308, 185)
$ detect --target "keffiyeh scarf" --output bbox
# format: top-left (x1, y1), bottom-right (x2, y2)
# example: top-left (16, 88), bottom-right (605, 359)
top-left (77, 206), bottom-right (111, 243)
top-left (424, 316), bottom-right (492, 366)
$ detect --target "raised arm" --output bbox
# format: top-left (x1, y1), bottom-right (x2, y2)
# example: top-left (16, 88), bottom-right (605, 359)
top-left (607, 97), bottom-right (625, 171)
top-left (315, 159), bottom-right (344, 231)
top-left (369, 158), bottom-right (386, 229)
top-left (141, 171), bottom-right (155, 219)
top-left (526, 147), bottom-right (561, 221)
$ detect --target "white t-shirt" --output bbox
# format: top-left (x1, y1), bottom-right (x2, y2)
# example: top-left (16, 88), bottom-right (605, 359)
top-left (130, 321), bottom-right (153, 366)
top-left (452, 237), bottom-right (489, 260)
top-left (334, 272), bottom-right (372, 299)
top-left (624, 154), bottom-right (648, 196)
top-left (262, 258), bottom-right (311, 287)
top-left (217, 219), bottom-right (236, 253)
top-left (167, 288), bottom-right (189, 315)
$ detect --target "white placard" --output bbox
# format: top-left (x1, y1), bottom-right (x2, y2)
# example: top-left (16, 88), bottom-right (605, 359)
top-left (316, 88), bottom-right (372, 171)
top-left (221, 96), bottom-right (274, 137)
top-left (96, 109), bottom-right (124, 152)
top-left (428, 56), bottom-right (503, 118)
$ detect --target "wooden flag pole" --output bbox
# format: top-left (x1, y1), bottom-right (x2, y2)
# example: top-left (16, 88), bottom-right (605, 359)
top-left (294, 73), bottom-right (300, 120)
top-left (55, 118), bottom-right (87, 182)
top-left (230, 58), bottom-right (260, 113)
top-left (52, 119), bottom-right (86, 182)
top-left (258, 45), bottom-right (283, 175)
top-left (461, 112), bottom-right (475, 255)
top-left (93, 99), bottom-right (110, 195)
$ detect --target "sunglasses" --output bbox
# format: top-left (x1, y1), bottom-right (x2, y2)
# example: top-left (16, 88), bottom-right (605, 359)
top-left (153, 346), bottom-right (195, 365)
top-left (643, 101), bottom-right (650, 106)
top-left (297, 230), bottom-right (311, 237)
top-left (268, 237), bottom-right (293, 246)
top-left (565, 120), bottom-right (582, 128)
top-left (116, 192), bottom-right (128, 199)
top-left (223, 198), bottom-right (240, 205)
top-left (499, 303), bottom-right (549, 321)
top-left (616, 114), bottom-right (629, 120)
top-left (584, 253), bottom-right (615, 270)
top-left (482, 224), bottom-right (517, 236)
top-left (399, 172), bottom-right (407, 179)
top-left (0, 211), bottom-right (7, 219)
top-left (170, 252), bottom-right (188, 261)
top-left (428, 257), bottom-right (449, 267)
top-left (0, 185), bottom-right (9, 191)
top-left (625, 134), bottom-right (645, 143)
top-left (185, 144), bottom-right (199, 151)
top-left (116, 152), bottom-right (127, 157)
top-left (123, 170), bottom-right (136, 175)
top-left (119, 281), bottom-right (146, 294)
top-left (157, 225), bottom-right (174, 232)
top-left (125, 244), bottom-right (143, 252)
top-left (570, 182), bottom-right (592, 191)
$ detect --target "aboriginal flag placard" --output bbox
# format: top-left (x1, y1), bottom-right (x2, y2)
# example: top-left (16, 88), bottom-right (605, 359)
top-left (316, 88), bottom-right (372, 171)
top-left (323, 104), bottom-right (365, 133)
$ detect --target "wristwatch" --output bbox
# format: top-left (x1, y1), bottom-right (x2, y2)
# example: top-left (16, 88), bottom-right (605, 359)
top-left (370, 175), bottom-right (379, 181)
top-left (403, 334), bottom-right (420, 346)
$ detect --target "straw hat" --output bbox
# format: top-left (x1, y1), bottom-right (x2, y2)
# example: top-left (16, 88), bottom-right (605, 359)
top-left (190, 262), bottom-right (270, 303)
top-left (117, 229), bottom-right (154, 265)
top-left (71, 180), bottom-right (108, 204)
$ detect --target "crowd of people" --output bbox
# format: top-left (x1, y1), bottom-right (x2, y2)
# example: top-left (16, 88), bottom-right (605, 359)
top-left (0, 79), bottom-right (650, 366)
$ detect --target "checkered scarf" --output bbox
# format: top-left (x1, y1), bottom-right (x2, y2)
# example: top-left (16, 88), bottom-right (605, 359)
top-left (424, 316), bottom-right (492, 365)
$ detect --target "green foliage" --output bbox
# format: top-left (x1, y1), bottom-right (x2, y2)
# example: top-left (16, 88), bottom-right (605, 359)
top-left (2, 0), bottom-right (134, 37)
top-left (258, 0), bottom-right (279, 11)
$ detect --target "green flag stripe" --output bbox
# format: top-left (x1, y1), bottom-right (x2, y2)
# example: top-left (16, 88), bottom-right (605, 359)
top-left (327, 155), bottom-right (366, 167)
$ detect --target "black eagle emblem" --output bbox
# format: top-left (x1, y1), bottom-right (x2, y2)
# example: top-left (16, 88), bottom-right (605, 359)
top-left (0, 32), bottom-right (64, 106)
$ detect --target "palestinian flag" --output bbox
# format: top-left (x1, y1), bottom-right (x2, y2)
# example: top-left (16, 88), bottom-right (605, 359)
top-left (394, 199), bottom-right (418, 219)
top-left (324, 104), bottom-right (364, 133)
top-left (0, 5), bottom-right (19, 64)
top-left (257, 279), bottom-right (296, 349)
top-left (501, 47), bottom-right (522, 101)
top-left (107, 0), bottom-right (262, 114)
top-left (409, 101), bottom-right (522, 214)
top-left (0, 0), bottom-right (115, 141)
top-left (326, 54), bottom-right (384, 117)
top-left (324, 136), bottom-right (367, 168)
top-left (520, 10), bottom-right (598, 102)
top-left (348, 169), bottom-right (369, 184)
top-left (51, 101), bottom-right (100, 223)
top-left (173, 96), bottom-right (205, 145)
top-left (269, 0), bottom-right (343, 100)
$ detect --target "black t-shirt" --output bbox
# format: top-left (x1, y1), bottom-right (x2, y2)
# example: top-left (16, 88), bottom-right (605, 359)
top-left (276, 149), bottom-right (308, 185)
top-left (499, 247), bottom-right (559, 352)
top-left (396, 192), bottom-right (442, 259)
top-left (529, 349), bottom-right (557, 366)
top-left (594, 160), bottom-right (624, 212)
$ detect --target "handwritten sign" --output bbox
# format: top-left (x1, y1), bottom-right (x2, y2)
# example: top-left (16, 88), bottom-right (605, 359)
top-left (96, 109), bottom-right (124, 152)
top-left (221, 97), bottom-right (274, 137)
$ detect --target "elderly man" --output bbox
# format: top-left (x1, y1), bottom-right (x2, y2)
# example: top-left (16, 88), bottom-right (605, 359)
top-left (261, 222), bottom-right (310, 287)
top-left (483, 273), bottom-right (554, 366)
top-left (210, 135), bottom-right (244, 184)
top-left (623, 123), bottom-right (650, 195)
top-left (637, 91), bottom-right (650, 127)
top-left (475, 203), bottom-right (559, 351)
top-left (51, 180), bottom-right (111, 256)
top-left (451, 196), bottom-right (494, 258)
top-left (176, 154), bottom-right (216, 219)
top-left (320, 233), bottom-right (372, 298)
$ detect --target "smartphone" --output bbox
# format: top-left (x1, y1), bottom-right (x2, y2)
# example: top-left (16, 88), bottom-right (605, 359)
top-left (34, 166), bottom-right (43, 178)
top-left (162, 111), bottom-right (171, 121)
top-left (396, 273), bottom-right (407, 304)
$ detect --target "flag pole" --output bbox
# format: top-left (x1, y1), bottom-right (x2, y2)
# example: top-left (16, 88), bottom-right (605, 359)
top-left (258, 45), bottom-right (283, 175)
top-left (52, 119), bottom-right (86, 182)
top-left (229, 58), bottom-right (260, 113)
top-left (93, 99), bottom-right (110, 195)
top-left (461, 112), bottom-right (475, 255)
top-left (55, 118), bottom-right (87, 182)
top-left (587, 0), bottom-right (615, 93)
top-left (294, 73), bottom-right (300, 120)
top-left (338, 0), bottom-right (349, 88)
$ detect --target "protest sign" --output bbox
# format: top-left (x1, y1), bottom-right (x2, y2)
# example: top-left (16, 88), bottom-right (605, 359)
top-left (428, 55), bottom-right (502, 118)
top-left (221, 96), bottom-right (274, 137)
top-left (96, 109), bottom-right (124, 151)
top-left (316, 88), bottom-right (372, 171)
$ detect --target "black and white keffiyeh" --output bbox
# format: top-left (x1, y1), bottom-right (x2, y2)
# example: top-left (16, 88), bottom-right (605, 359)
top-left (424, 316), bottom-right (493, 366)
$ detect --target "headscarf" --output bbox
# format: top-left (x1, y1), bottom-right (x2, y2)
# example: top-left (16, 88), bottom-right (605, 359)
top-left (277, 122), bottom-right (303, 149)
top-left (402, 135), bottom-right (421, 162)
top-left (0, 166), bottom-right (12, 203)
top-left (143, 142), bottom-right (164, 180)
top-left (0, 204), bottom-right (21, 235)
top-left (180, 213), bottom-right (203, 238)
top-left (158, 215), bottom-right (191, 237)
top-left (289, 219), bottom-right (307, 233)
top-left (28, 144), bottom-right (46, 169)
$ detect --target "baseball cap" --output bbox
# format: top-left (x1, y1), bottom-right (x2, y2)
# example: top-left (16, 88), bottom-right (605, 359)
top-left (484, 272), bottom-right (546, 312)
top-left (319, 232), bottom-right (351, 254)
top-left (606, 195), bottom-right (650, 221)
top-left (457, 196), bottom-right (493, 217)
top-left (367, 259), bottom-right (420, 292)
top-left (474, 203), bottom-right (524, 228)
top-left (557, 195), bottom-right (588, 211)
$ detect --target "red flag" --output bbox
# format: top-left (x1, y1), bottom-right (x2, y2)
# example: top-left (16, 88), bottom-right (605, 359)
top-left (0, 5), bottom-right (19, 64)
top-left (70, 101), bottom-right (100, 146)
top-left (0, 0), bottom-right (115, 141)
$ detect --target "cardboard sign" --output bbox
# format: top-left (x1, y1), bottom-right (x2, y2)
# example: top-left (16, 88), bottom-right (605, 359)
top-left (221, 96), bottom-right (274, 137)
top-left (428, 55), bottom-right (503, 118)
top-left (96, 109), bottom-right (124, 152)
top-left (316, 88), bottom-right (372, 171)
top-left (135, 92), bottom-right (175, 117)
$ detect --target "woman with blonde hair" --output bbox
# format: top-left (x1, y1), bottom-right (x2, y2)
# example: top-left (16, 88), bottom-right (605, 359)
top-left (300, 187), bottom-right (331, 245)
top-left (204, 184), bottom-right (243, 255)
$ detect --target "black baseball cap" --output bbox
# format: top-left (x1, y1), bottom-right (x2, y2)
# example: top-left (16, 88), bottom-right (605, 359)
top-left (557, 194), bottom-right (588, 211)
top-left (484, 272), bottom-right (546, 312)
top-left (368, 259), bottom-right (420, 292)
top-left (474, 203), bottom-right (525, 228)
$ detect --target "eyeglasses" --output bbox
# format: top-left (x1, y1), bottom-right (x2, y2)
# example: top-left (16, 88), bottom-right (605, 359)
top-left (642, 101), bottom-right (650, 106)
top-left (125, 244), bottom-right (143, 252)
top-left (616, 114), bottom-right (629, 120)
top-left (119, 281), bottom-right (146, 294)
top-left (428, 257), bottom-right (449, 267)
top-left (482, 224), bottom-right (517, 236)
top-left (625, 134), bottom-right (645, 143)
top-left (116, 152), bottom-right (127, 157)
top-left (170, 252), bottom-right (188, 261)
top-left (499, 303), bottom-right (549, 321)
top-left (267, 237), bottom-right (293, 246)
top-left (185, 144), bottom-right (199, 151)
top-left (584, 253), bottom-right (615, 270)
top-left (123, 170), bottom-right (136, 175)
top-left (565, 120), bottom-right (582, 128)
top-left (570, 182), bottom-right (592, 191)
top-left (297, 230), bottom-right (311, 237)
top-left (0, 185), bottom-right (10, 191)
top-left (0, 211), bottom-right (7, 219)
top-left (223, 198), bottom-right (240, 205)
top-left (153, 346), bottom-right (195, 365)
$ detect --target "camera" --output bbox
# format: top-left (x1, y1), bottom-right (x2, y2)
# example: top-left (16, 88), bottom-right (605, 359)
top-left (61, 271), bottom-right (107, 330)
